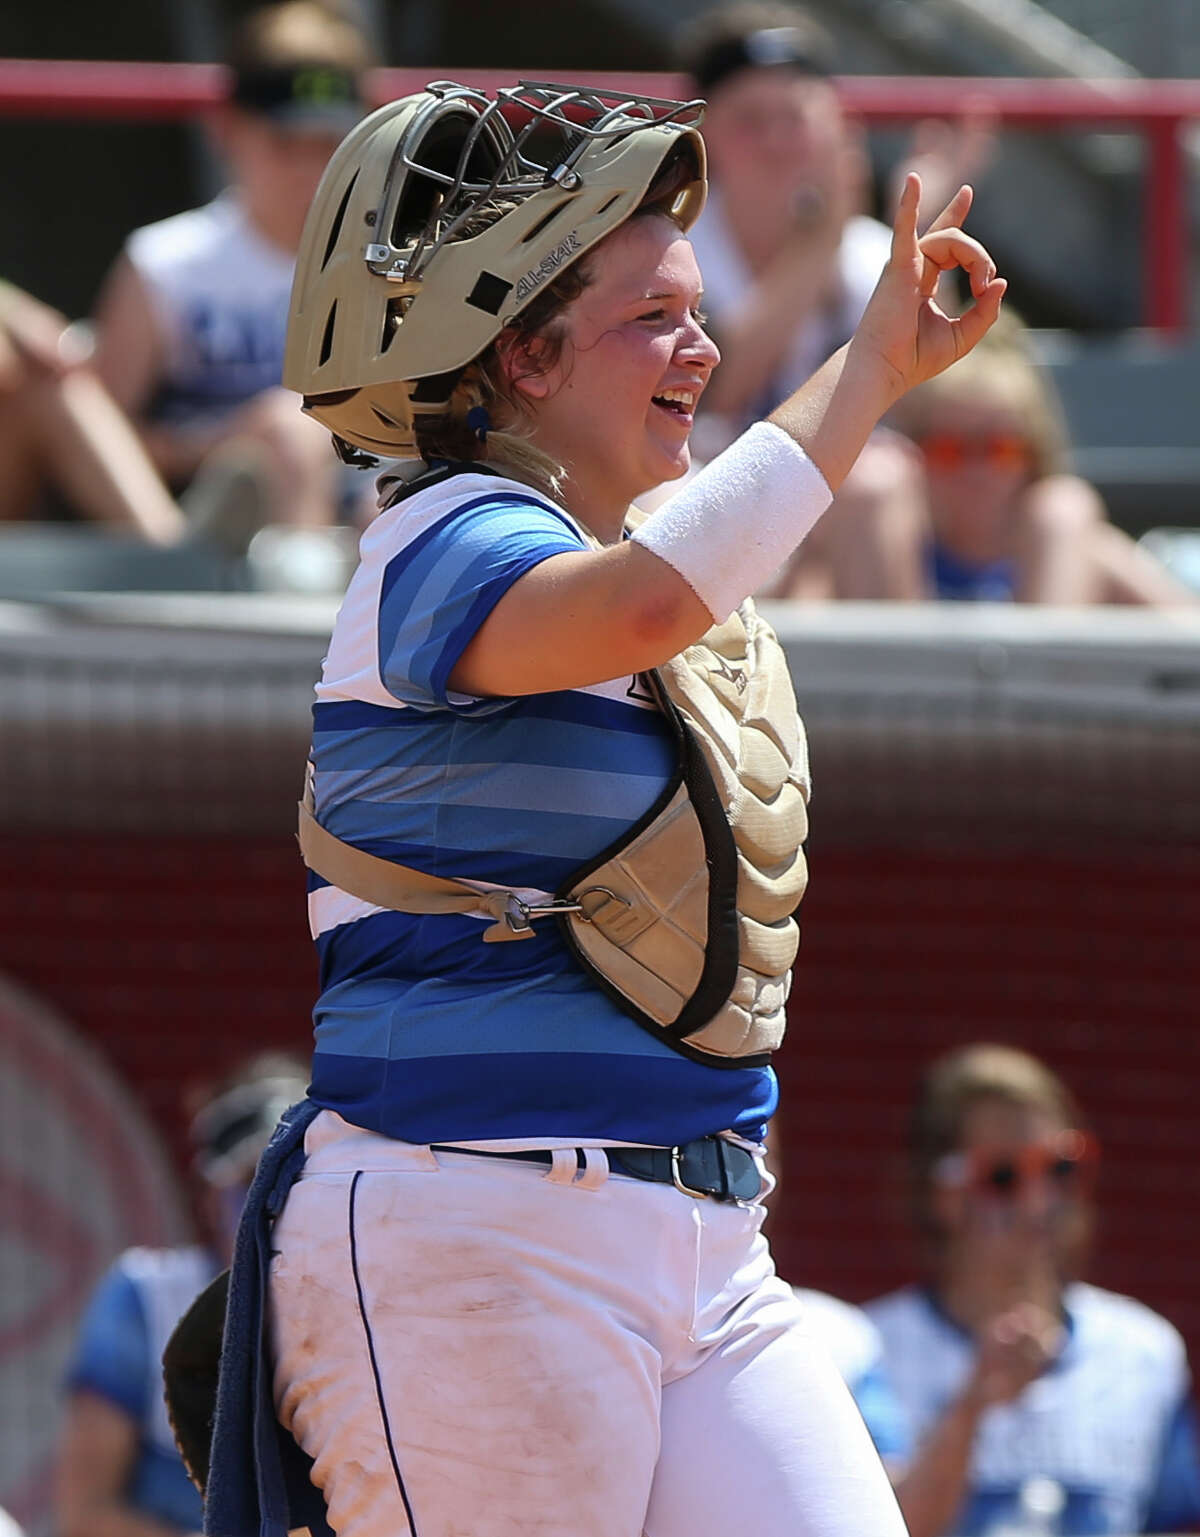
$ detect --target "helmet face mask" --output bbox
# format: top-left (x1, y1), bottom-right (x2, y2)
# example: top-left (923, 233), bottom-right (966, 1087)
top-left (284, 80), bottom-right (707, 459)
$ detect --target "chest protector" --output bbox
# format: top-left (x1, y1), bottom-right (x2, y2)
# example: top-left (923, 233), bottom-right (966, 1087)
top-left (298, 490), bottom-right (811, 1067)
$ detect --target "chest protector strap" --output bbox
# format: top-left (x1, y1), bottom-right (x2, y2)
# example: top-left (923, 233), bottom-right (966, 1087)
top-left (299, 473), bottom-right (809, 1064)
top-left (299, 600), bottom-right (809, 1067)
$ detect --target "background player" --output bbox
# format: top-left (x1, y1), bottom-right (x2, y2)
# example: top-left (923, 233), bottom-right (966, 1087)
top-left (54, 1056), bottom-right (307, 1537)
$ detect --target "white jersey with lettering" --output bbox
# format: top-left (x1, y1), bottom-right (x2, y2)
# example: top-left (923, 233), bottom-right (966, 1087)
top-left (126, 192), bottom-right (294, 429)
top-left (866, 1282), bottom-right (1200, 1536)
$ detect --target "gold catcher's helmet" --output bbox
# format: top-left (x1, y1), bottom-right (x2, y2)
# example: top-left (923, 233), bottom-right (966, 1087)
top-left (283, 79), bottom-right (707, 459)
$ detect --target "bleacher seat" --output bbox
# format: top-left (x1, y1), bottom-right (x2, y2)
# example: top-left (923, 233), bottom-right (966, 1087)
top-left (0, 524), bottom-right (239, 598)
top-left (1031, 331), bottom-right (1200, 535)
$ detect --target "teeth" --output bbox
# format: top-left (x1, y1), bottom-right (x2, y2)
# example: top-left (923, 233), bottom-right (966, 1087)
top-left (656, 388), bottom-right (696, 408)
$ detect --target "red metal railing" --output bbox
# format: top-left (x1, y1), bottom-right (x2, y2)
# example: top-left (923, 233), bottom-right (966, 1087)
top-left (0, 60), bottom-right (1196, 331)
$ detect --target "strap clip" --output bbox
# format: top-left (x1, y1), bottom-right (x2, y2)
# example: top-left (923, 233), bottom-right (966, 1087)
top-left (482, 893), bottom-right (584, 943)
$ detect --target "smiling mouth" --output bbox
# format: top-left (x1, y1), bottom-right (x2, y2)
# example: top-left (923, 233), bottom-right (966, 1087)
top-left (651, 388), bottom-right (697, 421)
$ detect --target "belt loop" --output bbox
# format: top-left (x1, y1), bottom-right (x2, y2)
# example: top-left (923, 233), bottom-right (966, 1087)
top-left (574, 1146), bottom-right (609, 1191)
top-left (543, 1148), bottom-right (578, 1186)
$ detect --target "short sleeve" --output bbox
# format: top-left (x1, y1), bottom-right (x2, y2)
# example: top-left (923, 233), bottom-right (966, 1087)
top-left (1143, 1393), bottom-right (1200, 1533)
top-left (376, 492), bottom-right (585, 708)
top-left (63, 1261), bottom-right (150, 1422)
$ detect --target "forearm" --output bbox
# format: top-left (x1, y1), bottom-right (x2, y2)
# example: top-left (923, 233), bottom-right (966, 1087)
top-left (701, 246), bottom-right (835, 419)
top-left (702, 289), bottom-right (821, 419)
top-left (892, 1392), bottom-right (986, 1537)
top-left (51, 372), bottom-right (186, 543)
top-left (768, 339), bottom-right (901, 494)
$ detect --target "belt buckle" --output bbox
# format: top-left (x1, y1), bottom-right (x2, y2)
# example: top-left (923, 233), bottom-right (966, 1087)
top-left (670, 1144), bottom-right (713, 1200)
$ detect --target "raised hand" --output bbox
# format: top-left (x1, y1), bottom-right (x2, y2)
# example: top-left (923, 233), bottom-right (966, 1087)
top-left (967, 1302), bottom-right (1064, 1409)
top-left (850, 173), bottom-right (1006, 401)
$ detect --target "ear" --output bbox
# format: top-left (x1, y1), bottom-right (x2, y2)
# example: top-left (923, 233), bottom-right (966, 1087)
top-left (494, 327), bottom-right (554, 401)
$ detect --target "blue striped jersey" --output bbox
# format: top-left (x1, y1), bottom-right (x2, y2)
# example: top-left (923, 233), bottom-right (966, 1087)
top-left (866, 1282), bottom-right (1200, 1535)
top-left (306, 469), bottom-right (777, 1145)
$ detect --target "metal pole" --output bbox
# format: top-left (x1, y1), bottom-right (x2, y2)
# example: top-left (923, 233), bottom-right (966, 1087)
top-left (1145, 115), bottom-right (1187, 333)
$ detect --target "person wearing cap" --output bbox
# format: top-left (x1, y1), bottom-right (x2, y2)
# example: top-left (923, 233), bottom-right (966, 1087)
top-left (54, 1055), bottom-right (308, 1537)
top-left (91, 2), bottom-right (371, 547)
top-left (676, 3), bottom-right (991, 599)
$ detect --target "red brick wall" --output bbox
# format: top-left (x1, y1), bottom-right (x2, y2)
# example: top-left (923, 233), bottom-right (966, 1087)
top-left (1, 828), bottom-right (1197, 1359)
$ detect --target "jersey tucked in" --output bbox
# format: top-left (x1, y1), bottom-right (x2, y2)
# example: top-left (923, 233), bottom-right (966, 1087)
top-left (307, 472), bottom-right (777, 1145)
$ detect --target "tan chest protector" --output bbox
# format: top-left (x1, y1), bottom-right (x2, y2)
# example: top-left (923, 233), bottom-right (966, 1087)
top-left (298, 499), bottom-right (810, 1067)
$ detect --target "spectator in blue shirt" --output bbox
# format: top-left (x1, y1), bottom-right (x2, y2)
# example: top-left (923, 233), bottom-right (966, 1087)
top-left (54, 1055), bottom-right (307, 1537)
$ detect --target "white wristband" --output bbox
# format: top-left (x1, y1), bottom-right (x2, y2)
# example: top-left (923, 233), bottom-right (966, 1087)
top-left (631, 420), bottom-right (833, 621)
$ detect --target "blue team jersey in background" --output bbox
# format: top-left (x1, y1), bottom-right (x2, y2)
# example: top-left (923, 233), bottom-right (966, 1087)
top-left (65, 1246), bottom-right (216, 1533)
top-left (306, 472), bottom-right (777, 1146)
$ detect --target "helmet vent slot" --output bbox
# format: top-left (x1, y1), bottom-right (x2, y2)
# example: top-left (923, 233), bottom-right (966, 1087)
top-left (319, 302), bottom-right (337, 366)
top-left (381, 296), bottom-right (410, 353)
top-left (521, 200), bottom-right (570, 245)
top-left (594, 193), bottom-right (620, 217)
top-left (321, 172), bottom-right (359, 271)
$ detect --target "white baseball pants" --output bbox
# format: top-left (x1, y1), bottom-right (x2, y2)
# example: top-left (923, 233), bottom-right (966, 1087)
top-left (268, 1110), bottom-right (908, 1537)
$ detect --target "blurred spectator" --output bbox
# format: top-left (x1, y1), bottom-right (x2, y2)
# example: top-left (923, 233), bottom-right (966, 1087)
top-left (775, 310), bottom-right (1195, 605)
top-left (888, 312), bottom-right (1196, 605)
top-left (0, 279), bottom-right (185, 542)
top-left (866, 1044), bottom-right (1200, 1537)
top-left (54, 1054), bottom-right (308, 1537)
top-left (676, 2), bottom-right (992, 598)
top-left (92, 1), bottom-right (371, 549)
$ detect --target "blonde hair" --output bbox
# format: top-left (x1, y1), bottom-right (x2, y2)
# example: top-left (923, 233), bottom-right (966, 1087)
top-left (892, 310), bottom-right (1070, 480)
top-left (225, 0), bottom-right (372, 76)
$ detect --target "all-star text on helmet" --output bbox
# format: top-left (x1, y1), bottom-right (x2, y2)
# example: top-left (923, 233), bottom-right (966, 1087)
top-left (283, 79), bottom-right (707, 460)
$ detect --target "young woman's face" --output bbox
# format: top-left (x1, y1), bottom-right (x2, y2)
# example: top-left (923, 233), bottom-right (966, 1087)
top-left (931, 1096), bottom-right (1093, 1267)
top-left (512, 214), bottom-right (720, 506)
top-left (917, 396), bottom-right (1037, 556)
top-left (702, 70), bottom-right (855, 212)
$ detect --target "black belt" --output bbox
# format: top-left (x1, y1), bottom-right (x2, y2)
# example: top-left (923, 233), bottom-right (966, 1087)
top-left (430, 1135), bottom-right (761, 1203)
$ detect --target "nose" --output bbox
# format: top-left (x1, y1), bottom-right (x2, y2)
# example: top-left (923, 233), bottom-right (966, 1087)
top-left (678, 313), bottom-right (720, 374)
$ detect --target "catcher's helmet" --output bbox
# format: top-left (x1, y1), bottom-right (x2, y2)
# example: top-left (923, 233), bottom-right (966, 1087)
top-left (283, 79), bottom-right (707, 458)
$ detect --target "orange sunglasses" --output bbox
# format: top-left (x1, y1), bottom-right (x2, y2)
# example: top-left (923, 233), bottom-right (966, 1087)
top-left (918, 431), bottom-right (1034, 474)
top-left (933, 1129), bottom-right (1098, 1198)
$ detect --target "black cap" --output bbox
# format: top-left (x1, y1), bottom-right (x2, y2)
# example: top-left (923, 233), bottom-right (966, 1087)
top-left (691, 26), bottom-right (833, 96)
top-left (190, 1070), bottom-right (309, 1187)
top-left (231, 63), bottom-right (365, 133)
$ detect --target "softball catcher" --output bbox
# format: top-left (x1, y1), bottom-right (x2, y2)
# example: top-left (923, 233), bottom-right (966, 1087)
top-left (206, 77), bottom-right (1004, 1537)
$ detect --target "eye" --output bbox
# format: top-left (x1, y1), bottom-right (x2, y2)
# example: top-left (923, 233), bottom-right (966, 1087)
top-left (691, 308), bottom-right (708, 327)
top-left (637, 308), bottom-right (667, 323)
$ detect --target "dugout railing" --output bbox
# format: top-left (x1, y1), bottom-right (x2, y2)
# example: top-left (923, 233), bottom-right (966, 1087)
top-left (0, 60), bottom-right (1197, 330)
